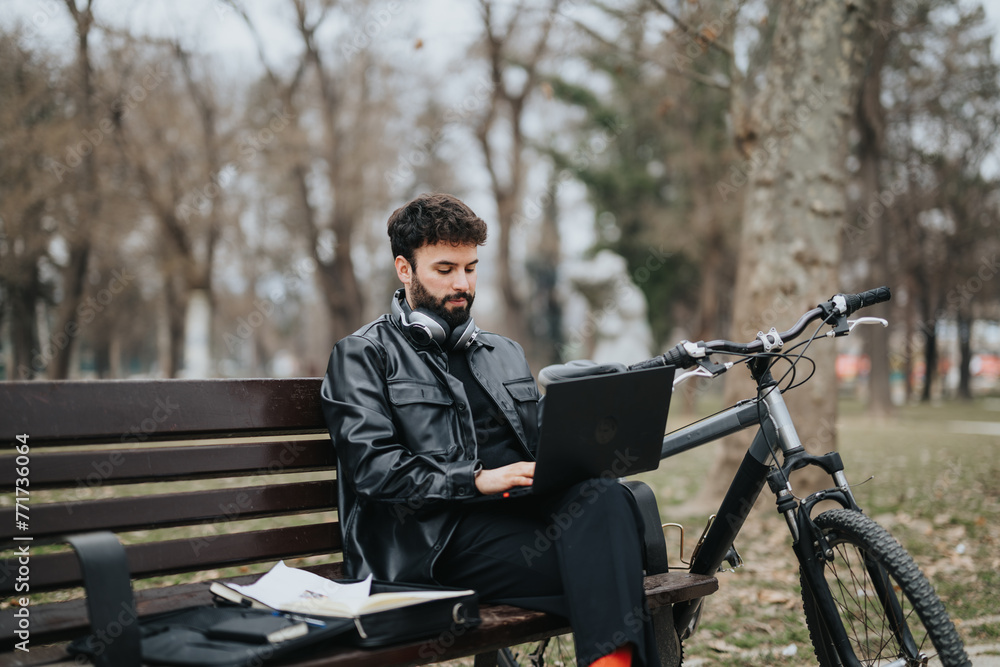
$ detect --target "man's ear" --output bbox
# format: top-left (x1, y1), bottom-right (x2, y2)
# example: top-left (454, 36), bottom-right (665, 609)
top-left (394, 256), bottom-right (412, 286)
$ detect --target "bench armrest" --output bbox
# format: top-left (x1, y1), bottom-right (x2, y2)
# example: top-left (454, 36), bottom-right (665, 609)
top-left (619, 480), bottom-right (669, 575)
top-left (63, 532), bottom-right (141, 667)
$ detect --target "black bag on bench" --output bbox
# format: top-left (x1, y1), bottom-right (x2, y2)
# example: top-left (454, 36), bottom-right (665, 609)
top-left (70, 605), bottom-right (357, 667)
top-left (63, 532), bottom-right (481, 666)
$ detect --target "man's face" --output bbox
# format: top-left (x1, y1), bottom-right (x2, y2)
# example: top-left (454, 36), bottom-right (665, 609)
top-left (396, 242), bottom-right (478, 329)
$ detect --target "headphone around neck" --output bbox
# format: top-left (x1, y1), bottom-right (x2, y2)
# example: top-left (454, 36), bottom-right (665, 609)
top-left (391, 288), bottom-right (479, 351)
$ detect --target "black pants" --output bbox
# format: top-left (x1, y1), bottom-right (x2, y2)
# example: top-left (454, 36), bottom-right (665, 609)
top-left (433, 479), bottom-right (657, 667)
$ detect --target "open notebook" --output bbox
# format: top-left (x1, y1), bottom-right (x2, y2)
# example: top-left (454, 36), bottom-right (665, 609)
top-left (210, 561), bottom-right (473, 618)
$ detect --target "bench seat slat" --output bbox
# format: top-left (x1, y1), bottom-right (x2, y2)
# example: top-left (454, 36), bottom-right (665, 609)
top-left (0, 562), bottom-right (347, 645)
top-left (0, 441), bottom-right (335, 489)
top-left (0, 480), bottom-right (337, 543)
top-left (0, 378), bottom-right (325, 444)
top-left (0, 524), bottom-right (341, 595)
top-left (0, 570), bottom-right (717, 664)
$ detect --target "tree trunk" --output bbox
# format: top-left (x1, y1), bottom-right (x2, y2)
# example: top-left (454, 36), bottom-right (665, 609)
top-left (10, 279), bottom-right (40, 380)
top-left (921, 320), bottom-right (937, 402)
top-left (704, 0), bottom-right (874, 501)
top-left (324, 228), bottom-right (365, 343)
top-left (50, 0), bottom-right (100, 379)
top-left (527, 169), bottom-right (563, 368)
top-left (495, 190), bottom-right (530, 346)
top-left (957, 308), bottom-right (972, 400)
top-left (855, 0), bottom-right (893, 416)
top-left (164, 276), bottom-right (187, 378)
top-left (183, 289), bottom-right (212, 377)
top-left (51, 240), bottom-right (91, 379)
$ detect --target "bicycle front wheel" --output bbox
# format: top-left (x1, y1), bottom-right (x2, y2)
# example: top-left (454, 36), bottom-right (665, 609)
top-left (800, 508), bottom-right (970, 666)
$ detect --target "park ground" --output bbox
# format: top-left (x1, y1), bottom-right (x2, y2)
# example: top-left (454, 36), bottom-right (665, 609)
top-left (443, 396), bottom-right (1000, 666)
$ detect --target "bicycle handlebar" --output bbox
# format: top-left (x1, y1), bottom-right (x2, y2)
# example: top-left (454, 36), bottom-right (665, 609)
top-left (629, 286), bottom-right (891, 371)
top-left (840, 286), bottom-right (891, 318)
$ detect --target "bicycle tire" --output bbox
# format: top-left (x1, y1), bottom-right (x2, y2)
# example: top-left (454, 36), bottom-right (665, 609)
top-left (501, 634), bottom-right (575, 666)
top-left (799, 508), bottom-right (970, 666)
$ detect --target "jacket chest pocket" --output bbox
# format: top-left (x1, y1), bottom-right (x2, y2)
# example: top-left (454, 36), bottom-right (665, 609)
top-left (502, 377), bottom-right (540, 450)
top-left (388, 380), bottom-right (456, 455)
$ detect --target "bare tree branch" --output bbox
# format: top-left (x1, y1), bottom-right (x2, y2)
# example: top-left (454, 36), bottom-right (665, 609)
top-left (570, 16), bottom-right (731, 91)
top-left (646, 0), bottom-right (735, 60)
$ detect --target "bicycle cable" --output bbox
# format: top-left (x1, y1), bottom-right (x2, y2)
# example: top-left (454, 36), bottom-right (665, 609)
top-left (750, 318), bottom-right (829, 495)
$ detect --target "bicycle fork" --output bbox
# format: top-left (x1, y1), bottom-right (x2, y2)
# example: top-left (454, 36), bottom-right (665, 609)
top-left (763, 386), bottom-right (925, 666)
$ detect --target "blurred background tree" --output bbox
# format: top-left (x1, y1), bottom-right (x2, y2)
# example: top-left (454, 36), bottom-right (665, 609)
top-left (0, 0), bottom-right (997, 429)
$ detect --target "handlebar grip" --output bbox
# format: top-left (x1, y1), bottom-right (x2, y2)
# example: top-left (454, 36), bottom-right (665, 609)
top-left (662, 343), bottom-right (694, 369)
top-left (628, 343), bottom-right (696, 371)
top-left (628, 355), bottom-right (668, 371)
top-left (842, 286), bottom-right (891, 317)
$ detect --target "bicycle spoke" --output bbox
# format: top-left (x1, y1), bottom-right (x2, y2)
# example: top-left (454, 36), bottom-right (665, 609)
top-left (805, 512), bottom-right (962, 667)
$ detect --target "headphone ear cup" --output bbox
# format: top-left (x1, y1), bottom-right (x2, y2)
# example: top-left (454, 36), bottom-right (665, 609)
top-left (408, 310), bottom-right (449, 346)
top-left (393, 288), bottom-right (476, 350)
top-left (448, 318), bottom-right (478, 351)
top-left (390, 288), bottom-right (438, 345)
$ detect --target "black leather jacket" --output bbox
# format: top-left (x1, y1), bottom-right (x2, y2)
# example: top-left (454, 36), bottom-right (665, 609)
top-left (320, 310), bottom-right (541, 583)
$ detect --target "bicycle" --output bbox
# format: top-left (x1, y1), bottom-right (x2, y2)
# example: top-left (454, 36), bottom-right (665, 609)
top-left (496, 287), bottom-right (970, 666)
top-left (627, 286), bottom-right (970, 666)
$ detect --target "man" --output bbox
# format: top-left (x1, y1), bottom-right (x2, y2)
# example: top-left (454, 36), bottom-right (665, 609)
top-left (321, 193), bottom-right (654, 667)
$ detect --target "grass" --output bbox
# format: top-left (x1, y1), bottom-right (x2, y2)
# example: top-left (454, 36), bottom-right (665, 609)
top-left (627, 395), bottom-right (1000, 666)
top-left (446, 395), bottom-right (1000, 666)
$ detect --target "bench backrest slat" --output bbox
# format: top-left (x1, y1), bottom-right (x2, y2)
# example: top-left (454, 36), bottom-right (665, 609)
top-left (0, 440), bottom-right (335, 489)
top-left (1, 378), bottom-right (326, 443)
top-left (0, 480), bottom-right (337, 542)
top-left (0, 523), bottom-right (341, 594)
top-left (0, 377), bottom-right (347, 631)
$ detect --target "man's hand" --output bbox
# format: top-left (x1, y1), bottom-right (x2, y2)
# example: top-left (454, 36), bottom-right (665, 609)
top-left (474, 461), bottom-right (535, 495)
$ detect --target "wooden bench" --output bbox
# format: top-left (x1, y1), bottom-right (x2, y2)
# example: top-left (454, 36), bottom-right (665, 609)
top-left (0, 378), bottom-right (717, 666)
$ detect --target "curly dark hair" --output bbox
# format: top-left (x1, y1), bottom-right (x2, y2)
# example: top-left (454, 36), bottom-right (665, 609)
top-left (387, 193), bottom-right (488, 267)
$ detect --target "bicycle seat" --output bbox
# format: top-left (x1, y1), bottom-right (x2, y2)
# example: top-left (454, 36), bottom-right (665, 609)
top-left (538, 360), bottom-right (626, 390)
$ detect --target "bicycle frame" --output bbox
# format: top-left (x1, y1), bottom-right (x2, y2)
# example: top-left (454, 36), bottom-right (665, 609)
top-left (661, 364), bottom-right (874, 664)
top-left (618, 288), bottom-right (944, 665)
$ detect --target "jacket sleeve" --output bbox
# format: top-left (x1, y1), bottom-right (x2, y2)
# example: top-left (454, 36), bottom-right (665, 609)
top-left (320, 335), bottom-right (479, 504)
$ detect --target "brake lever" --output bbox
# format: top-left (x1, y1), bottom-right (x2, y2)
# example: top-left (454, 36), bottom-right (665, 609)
top-left (672, 359), bottom-right (733, 388)
top-left (824, 317), bottom-right (888, 337)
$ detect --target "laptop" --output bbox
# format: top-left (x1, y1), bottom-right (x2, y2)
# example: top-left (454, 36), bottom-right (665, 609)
top-left (466, 364), bottom-right (675, 502)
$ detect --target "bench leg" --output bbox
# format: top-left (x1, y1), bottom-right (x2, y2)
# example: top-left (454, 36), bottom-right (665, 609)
top-left (650, 605), bottom-right (682, 667)
top-left (473, 651), bottom-right (499, 667)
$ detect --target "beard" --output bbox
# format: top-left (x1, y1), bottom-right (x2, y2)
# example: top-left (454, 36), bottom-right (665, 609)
top-left (410, 274), bottom-right (475, 330)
